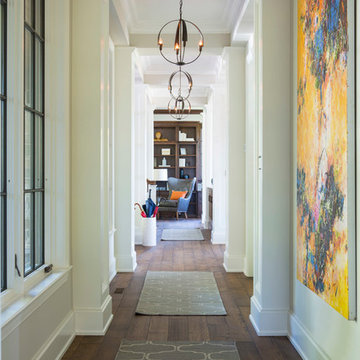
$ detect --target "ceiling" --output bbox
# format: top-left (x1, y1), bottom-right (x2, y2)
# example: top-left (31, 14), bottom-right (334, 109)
top-left (111, 0), bottom-right (254, 109)
top-left (120, 0), bottom-right (245, 34)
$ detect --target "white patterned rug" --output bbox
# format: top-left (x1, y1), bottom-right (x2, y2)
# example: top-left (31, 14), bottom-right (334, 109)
top-left (115, 340), bottom-right (240, 359)
top-left (136, 271), bottom-right (226, 315)
top-left (161, 228), bottom-right (204, 241)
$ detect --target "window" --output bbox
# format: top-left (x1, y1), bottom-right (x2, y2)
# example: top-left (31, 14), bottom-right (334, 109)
top-left (24, 0), bottom-right (44, 276)
top-left (0, 0), bottom-right (6, 292)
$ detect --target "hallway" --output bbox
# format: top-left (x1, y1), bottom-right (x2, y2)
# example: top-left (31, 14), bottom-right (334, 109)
top-left (62, 221), bottom-right (300, 360)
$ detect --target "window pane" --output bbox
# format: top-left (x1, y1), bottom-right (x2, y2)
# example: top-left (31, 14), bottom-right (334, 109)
top-left (35, 0), bottom-right (43, 36)
top-left (35, 115), bottom-right (43, 188)
top-left (0, 0), bottom-right (5, 292)
top-left (24, 29), bottom-right (33, 108)
top-left (1, 101), bottom-right (5, 192)
top-left (0, 4), bottom-right (4, 96)
top-left (1, 195), bottom-right (5, 291)
top-left (24, 111), bottom-right (34, 190)
top-left (25, 0), bottom-right (33, 27)
top-left (35, 38), bottom-right (43, 112)
top-left (24, 193), bottom-right (34, 274)
top-left (35, 192), bottom-right (43, 267)
top-left (24, 0), bottom-right (45, 277)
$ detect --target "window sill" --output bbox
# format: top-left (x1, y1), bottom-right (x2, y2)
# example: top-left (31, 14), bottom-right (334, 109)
top-left (1, 266), bottom-right (72, 340)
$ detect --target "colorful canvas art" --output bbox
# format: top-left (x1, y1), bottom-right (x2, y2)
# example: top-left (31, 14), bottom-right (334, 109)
top-left (297, 0), bottom-right (354, 318)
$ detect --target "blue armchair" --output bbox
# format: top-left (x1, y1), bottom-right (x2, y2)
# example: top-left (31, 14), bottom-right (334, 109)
top-left (158, 177), bottom-right (196, 219)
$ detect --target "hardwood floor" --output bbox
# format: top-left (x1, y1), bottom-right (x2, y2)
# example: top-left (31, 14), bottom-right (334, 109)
top-left (62, 220), bottom-right (301, 360)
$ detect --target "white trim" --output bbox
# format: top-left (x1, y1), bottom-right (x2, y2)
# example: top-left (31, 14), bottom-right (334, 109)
top-left (109, 256), bottom-right (117, 283)
top-left (2, 267), bottom-right (72, 340)
top-left (288, 313), bottom-right (329, 360)
top-left (31, 311), bottom-right (75, 360)
top-left (74, 294), bottom-right (113, 335)
top-left (223, 251), bottom-right (245, 273)
top-left (211, 229), bottom-right (226, 244)
top-left (116, 253), bottom-right (137, 273)
top-left (249, 296), bottom-right (288, 336)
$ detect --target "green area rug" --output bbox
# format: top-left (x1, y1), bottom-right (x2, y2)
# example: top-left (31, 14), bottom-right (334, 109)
top-left (135, 271), bottom-right (227, 315)
top-left (161, 228), bottom-right (204, 241)
top-left (115, 340), bottom-right (240, 360)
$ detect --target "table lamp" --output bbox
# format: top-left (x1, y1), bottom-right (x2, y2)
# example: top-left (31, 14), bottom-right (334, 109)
top-left (153, 169), bottom-right (168, 181)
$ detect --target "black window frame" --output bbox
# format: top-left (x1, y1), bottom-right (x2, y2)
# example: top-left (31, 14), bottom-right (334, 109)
top-left (23, 0), bottom-right (45, 277)
top-left (0, 0), bottom-right (7, 292)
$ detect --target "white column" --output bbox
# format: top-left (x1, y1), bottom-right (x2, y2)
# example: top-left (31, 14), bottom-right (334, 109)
top-left (71, 0), bottom-right (112, 335)
top-left (145, 88), bottom-right (155, 179)
top-left (211, 82), bottom-right (228, 245)
top-left (134, 80), bottom-right (147, 245)
top-left (201, 104), bottom-right (212, 229)
top-left (250, 0), bottom-right (291, 336)
top-left (108, 38), bottom-right (116, 281)
top-left (223, 47), bottom-right (246, 273)
top-left (114, 47), bottom-right (137, 271)
top-left (244, 36), bottom-right (256, 277)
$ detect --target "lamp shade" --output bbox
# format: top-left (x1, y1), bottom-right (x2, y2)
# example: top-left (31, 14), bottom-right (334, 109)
top-left (153, 169), bottom-right (168, 181)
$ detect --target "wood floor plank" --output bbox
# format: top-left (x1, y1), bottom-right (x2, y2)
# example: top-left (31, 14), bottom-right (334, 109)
top-left (168, 316), bottom-right (189, 341)
top-left (147, 316), bottom-right (169, 340)
top-left (236, 341), bottom-right (262, 360)
top-left (62, 219), bottom-right (301, 360)
top-left (188, 316), bottom-right (210, 341)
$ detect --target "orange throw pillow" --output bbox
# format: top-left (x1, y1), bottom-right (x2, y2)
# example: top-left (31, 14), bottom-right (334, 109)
top-left (170, 191), bottom-right (187, 200)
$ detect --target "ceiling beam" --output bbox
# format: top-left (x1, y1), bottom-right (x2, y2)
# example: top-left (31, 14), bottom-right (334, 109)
top-left (231, 0), bottom-right (254, 45)
top-left (109, 0), bottom-right (130, 46)
top-left (154, 109), bottom-right (203, 115)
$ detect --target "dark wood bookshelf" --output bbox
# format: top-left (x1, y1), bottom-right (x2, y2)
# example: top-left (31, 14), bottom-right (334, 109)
top-left (154, 121), bottom-right (202, 218)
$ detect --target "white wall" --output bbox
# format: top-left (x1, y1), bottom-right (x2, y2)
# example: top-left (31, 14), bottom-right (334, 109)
top-left (2, 273), bottom-right (73, 360)
top-left (288, 2), bottom-right (360, 359)
top-left (2, 1), bottom-right (74, 359)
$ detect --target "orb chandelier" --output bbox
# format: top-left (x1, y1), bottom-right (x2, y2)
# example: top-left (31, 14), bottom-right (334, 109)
top-left (157, 0), bottom-right (204, 66)
top-left (168, 68), bottom-right (193, 100)
top-left (168, 95), bottom-right (191, 120)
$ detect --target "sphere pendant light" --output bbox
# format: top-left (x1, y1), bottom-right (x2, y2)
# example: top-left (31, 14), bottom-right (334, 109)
top-left (168, 95), bottom-right (191, 120)
top-left (157, 0), bottom-right (204, 66)
top-left (168, 68), bottom-right (193, 100)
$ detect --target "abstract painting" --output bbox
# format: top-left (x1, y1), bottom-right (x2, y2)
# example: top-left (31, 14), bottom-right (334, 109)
top-left (297, 0), bottom-right (355, 319)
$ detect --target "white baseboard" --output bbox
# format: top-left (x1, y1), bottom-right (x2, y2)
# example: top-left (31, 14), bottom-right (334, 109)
top-left (243, 256), bottom-right (253, 277)
top-left (116, 252), bottom-right (137, 272)
top-left (75, 294), bottom-right (113, 335)
top-left (288, 313), bottom-right (328, 360)
top-left (211, 229), bottom-right (226, 244)
top-left (109, 257), bottom-right (117, 283)
top-left (249, 296), bottom-right (288, 336)
top-left (32, 311), bottom-right (75, 360)
top-left (223, 251), bottom-right (245, 273)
